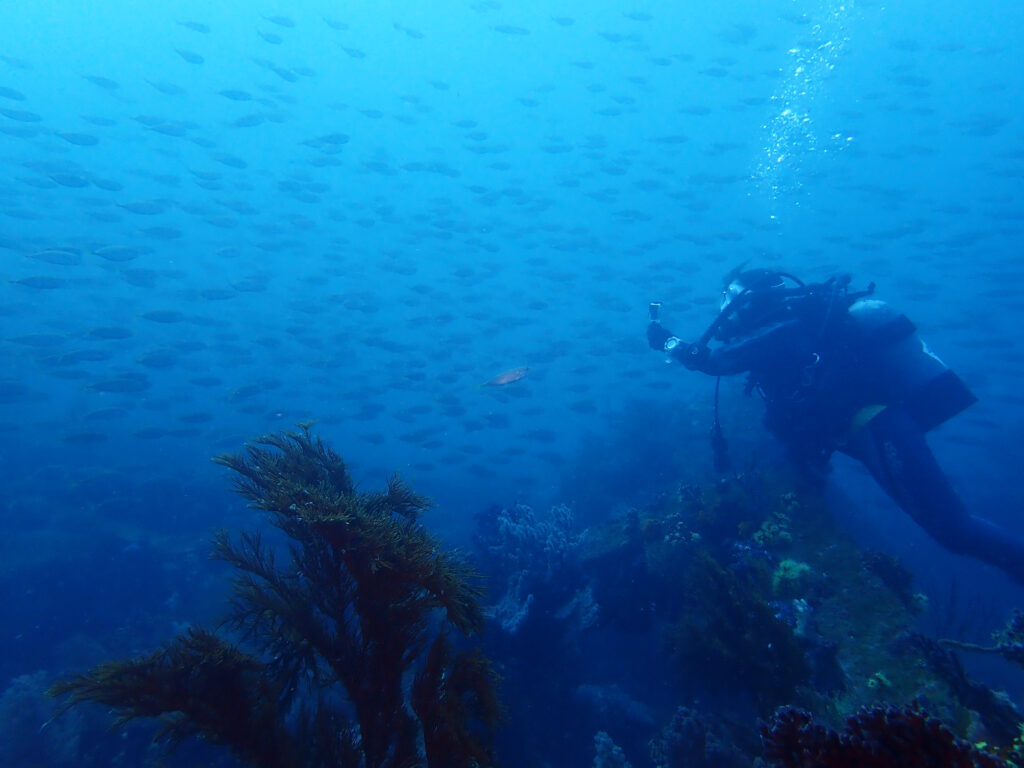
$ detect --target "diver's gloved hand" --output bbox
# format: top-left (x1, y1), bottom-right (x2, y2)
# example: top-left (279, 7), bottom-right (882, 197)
top-left (647, 322), bottom-right (672, 351)
top-left (682, 342), bottom-right (709, 370)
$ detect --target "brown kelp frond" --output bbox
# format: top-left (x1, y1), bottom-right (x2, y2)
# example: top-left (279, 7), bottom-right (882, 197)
top-left (213, 529), bottom-right (339, 696)
top-left (413, 633), bottom-right (501, 768)
top-left (50, 628), bottom-right (291, 767)
top-left (58, 428), bottom-right (498, 768)
top-left (215, 427), bottom-right (487, 686)
top-left (308, 506), bottom-right (485, 636)
top-left (213, 424), bottom-right (356, 518)
top-left (449, 648), bottom-right (503, 731)
top-left (295, 698), bottom-right (362, 768)
top-left (361, 473), bottom-right (432, 521)
top-left (421, 549), bottom-right (487, 636)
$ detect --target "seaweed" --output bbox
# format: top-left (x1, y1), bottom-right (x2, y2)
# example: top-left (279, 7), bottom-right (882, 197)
top-left (52, 425), bottom-right (499, 768)
top-left (52, 628), bottom-right (291, 765)
top-left (664, 551), bottom-right (810, 712)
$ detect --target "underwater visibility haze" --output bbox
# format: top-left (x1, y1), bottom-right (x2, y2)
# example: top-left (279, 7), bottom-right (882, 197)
top-left (3, 0), bottom-right (1024, 766)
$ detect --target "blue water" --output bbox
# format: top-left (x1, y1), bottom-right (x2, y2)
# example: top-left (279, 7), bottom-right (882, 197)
top-left (2, 0), bottom-right (1024, 765)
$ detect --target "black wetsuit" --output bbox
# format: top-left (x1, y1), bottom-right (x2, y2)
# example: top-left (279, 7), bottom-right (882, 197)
top-left (649, 284), bottom-right (1024, 585)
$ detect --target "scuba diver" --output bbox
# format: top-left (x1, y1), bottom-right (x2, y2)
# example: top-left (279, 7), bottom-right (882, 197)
top-left (647, 267), bottom-right (1024, 585)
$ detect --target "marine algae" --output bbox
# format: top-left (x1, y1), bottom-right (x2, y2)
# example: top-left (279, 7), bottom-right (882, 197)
top-left (53, 425), bottom-right (499, 768)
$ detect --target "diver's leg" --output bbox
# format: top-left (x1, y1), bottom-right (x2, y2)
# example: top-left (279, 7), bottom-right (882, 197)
top-left (846, 406), bottom-right (1024, 585)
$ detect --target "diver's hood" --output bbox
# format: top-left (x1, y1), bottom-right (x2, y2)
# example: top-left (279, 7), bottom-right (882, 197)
top-left (699, 270), bottom-right (818, 346)
top-left (720, 270), bottom-right (790, 315)
top-left (719, 269), bottom-right (793, 311)
top-left (720, 281), bottom-right (745, 311)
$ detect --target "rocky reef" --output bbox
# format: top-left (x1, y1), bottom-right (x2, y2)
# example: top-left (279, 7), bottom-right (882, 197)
top-left (37, 430), bottom-right (1024, 768)
top-left (761, 704), bottom-right (1008, 767)
top-left (476, 462), bottom-right (1024, 766)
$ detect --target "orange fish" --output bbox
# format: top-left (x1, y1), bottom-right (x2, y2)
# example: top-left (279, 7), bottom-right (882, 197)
top-left (482, 366), bottom-right (530, 386)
